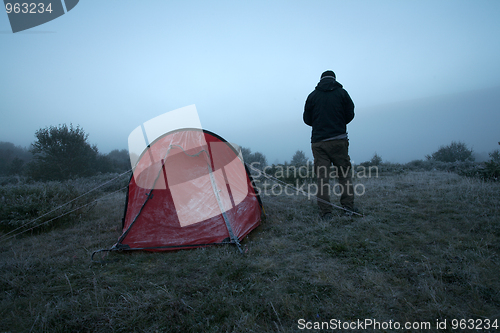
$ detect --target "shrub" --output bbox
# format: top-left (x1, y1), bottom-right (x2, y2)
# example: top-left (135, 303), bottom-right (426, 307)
top-left (0, 172), bottom-right (129, 234)
top-left (457, 142), bottom-right (500, 181)
top-left (359, 153), bottom-right (383, 168)
top-left (241, 147), bottom-right (267, 170)
top-left (0, 181), bottom-right (89, 233)
top-left (482, 142), bottom-right (500, 180)
top-left (106, 149), bottom-right (131, 172)
top-left (489, 142), bottom-right (500, 163)
top-left (426, 141), bottom-right (474, 163)
top-left (27, 124), bottom-right (100, 181)
top-left (405, 159), bottom-right (430, 171)
top-left (370, 153), bottom-right (382, 166)
top-left (0, 142), bottom-right (31, 176)
top-left (290, 150), bottom-right (308, 166)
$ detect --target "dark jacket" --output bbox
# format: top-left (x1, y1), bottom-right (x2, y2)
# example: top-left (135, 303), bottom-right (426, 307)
top-left (303, 78), bottom-right (355, 143)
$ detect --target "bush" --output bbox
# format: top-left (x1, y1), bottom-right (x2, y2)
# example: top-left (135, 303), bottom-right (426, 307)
top-left (405, 159), bottom-right (429, 171)
top-left (106, 149), bottom-right (131, 172)
top-left (0, 181), bottom-right (89, 233)
top-left (490, 150), bottom-right (500, 164)
top-left (24, 124), bottom-right (131, 181)
top-left (290, 150), bottom-right (308, 166)
top-left (483, 160), bottom-right (500, 180)
top-left (27, 124), bottom-right (101, 181)
top-left (359, 153), bottom-right (381, 167)
top-left (426, 141), bottom-right (474, 163)
top-left (370, 153), bottom-right (382, 166)
top-left (482, 142), bottom-right (500, 180)
top-left (456, 142), bottom-right (500, 181)
top-left (241, 147), bottom-right (267, 170)
top-left (0, 172), bottom-right (130, 234)
top-left (0, 142), bottom-right (31, 176)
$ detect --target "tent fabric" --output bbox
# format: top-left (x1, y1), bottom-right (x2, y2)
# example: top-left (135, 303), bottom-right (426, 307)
top-left (114, 129), bottom-right (262, 251)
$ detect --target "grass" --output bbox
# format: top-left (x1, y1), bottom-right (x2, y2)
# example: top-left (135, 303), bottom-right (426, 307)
top-left (1, 171), bottom-right (499, 332)
top-left (0, 173), bottom-right (130, 234)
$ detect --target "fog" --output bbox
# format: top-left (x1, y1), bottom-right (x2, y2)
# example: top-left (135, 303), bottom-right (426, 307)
top-left (1, 1), bottom-right (499, 165)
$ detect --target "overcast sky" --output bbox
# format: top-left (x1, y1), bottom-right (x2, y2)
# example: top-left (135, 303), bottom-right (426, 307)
top-left (1, 0), bottom-right (500, 164)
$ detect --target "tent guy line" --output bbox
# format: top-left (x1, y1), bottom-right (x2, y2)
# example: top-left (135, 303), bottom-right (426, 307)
top-left (0, 184), bottom-right (130, 243)
top-left (0, 169), bottom-right (133, 243)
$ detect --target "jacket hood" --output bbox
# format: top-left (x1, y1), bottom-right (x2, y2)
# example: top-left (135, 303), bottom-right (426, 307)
top-left (315, 78), bottom-right (343, 92)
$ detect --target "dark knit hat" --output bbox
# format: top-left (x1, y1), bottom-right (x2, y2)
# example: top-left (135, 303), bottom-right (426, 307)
top-left (321, 70), bottom-right (336, 79)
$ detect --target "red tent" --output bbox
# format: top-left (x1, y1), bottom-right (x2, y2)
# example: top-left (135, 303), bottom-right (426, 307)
top-left (114, 129), bottom-right (262, 252)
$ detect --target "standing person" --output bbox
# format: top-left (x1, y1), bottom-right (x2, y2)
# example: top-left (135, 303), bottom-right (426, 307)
top-left (303, 70), bottom-right (355, 219)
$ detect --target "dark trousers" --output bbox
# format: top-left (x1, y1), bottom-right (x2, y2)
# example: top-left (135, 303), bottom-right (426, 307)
top-left (311, 139), bottom-right (354, 215)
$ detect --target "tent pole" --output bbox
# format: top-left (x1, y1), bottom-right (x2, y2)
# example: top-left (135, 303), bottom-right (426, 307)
top-left (206, 160), bottom-right (243, 253)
